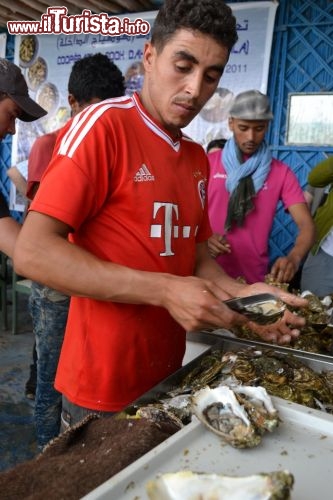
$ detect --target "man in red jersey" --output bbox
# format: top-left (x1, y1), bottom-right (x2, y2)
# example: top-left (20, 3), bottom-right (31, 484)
top-left (14, 0), bottom-right (307, 427)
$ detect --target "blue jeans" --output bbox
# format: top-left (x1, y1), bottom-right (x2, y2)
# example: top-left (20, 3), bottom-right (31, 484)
top-left (61, 395), bottom-right (115, 432)
top-left (29, 282), bottom-right (70, 448)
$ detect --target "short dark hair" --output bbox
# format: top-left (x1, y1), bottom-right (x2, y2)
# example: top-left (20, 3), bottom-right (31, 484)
top-left (206, 138), bottom-right (227, 153)
top-left (151, 0), bottom-right (238, 53)
top-left (68, 53), bottom-right (125, 104)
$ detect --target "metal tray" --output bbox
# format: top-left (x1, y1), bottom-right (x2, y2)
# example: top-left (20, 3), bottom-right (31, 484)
top-left (82, 397), bottom-right (333, 500)
top-left (200, 329), bottom-right (333, 366)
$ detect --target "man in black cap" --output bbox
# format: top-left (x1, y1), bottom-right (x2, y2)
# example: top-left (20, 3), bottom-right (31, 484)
top-left (0, 58), bottom-right (46, 126)
top-left (0, 58), bottom-right (46, 257)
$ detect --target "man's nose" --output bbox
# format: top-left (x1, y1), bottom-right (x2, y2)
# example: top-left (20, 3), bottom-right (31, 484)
top-left (246, 129), bottom-right (256, 141)
top-left (184, 73), bottom-right (203, 99)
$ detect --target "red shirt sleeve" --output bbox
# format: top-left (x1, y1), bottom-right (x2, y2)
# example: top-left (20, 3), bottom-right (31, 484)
top-left (26, 130), bottom-right (60, 199)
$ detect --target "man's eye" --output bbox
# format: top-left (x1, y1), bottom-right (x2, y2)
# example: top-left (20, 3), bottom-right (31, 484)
top-left (205, 74), bottom-right (219, 83)
top-left (176, 65), bottom-right (190, 72)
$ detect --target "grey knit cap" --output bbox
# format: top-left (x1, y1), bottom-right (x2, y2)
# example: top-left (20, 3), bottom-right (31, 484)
top-left (229, 89), bottom-right (273, 120)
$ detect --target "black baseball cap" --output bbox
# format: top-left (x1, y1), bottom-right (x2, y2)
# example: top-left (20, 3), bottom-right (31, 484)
top-left (0, 58), bottom-right (47, 122)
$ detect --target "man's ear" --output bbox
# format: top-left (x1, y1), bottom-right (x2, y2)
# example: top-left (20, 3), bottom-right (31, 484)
top-left (142, 42), bottom-right (155, 73)
top-left (228, 117), bottom-right (234, 131)
top-left (68, 94), bottom-right (79, 116)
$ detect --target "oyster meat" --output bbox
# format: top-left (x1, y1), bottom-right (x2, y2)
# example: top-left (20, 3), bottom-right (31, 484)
top-left (191, 385), bottom-right (278, 448)
top-left (146, 470), bottom-right (294, 500)
top-left (233, 385), bottom-right (280, 433)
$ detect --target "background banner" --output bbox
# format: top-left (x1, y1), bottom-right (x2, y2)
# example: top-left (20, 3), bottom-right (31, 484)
top-left (11, 1), bottom-right (278, 210)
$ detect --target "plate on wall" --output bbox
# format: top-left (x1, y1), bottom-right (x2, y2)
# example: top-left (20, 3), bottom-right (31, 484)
top-left (19, 35), bottom-right (39, 68)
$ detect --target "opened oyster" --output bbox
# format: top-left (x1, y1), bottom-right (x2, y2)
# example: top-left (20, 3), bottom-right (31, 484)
top-left (146, 470), bottom-right (294, 500)
top-left (191, 385), bottom-right (278, 448)
top-left (224, 294), bottom-right (286, 325)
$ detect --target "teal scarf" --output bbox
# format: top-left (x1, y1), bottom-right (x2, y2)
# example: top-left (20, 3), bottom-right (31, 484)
top-left (223, 136), bottom-right (272, 232)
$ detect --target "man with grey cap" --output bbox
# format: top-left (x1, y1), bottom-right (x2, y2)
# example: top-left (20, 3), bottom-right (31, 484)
top-left (0, 58), bottom-right (46, 258)
top-left (207, 89), bottom-right (315, 285)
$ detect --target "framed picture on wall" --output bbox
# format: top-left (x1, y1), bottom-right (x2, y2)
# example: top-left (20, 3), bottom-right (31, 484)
top-left (286, 92), bottom-right (333, 146)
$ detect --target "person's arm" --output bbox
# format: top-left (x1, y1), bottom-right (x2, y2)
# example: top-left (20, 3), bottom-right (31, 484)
top-left (0, 192), bottom-right (21, 258)
top-left (303, 187), bottom-right (313, 209)
top-left (13, 211), bottom-right (306, 343)
top-left (0, 216), bottom-right (21, 258)
top-left (7, 166), bottom-right (28, 198)
top-left (14, 211), bottom-right (248, 333)
top-left (26, 132), bottom-right (58, 200)
top-left (270, 203), bottom-right (316, 283)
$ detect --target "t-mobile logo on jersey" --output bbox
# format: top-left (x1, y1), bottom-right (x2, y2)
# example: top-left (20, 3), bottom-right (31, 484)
top-left (150, 202), bottom-right (197, 256)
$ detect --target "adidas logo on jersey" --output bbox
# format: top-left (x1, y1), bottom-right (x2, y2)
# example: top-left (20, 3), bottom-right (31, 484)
top-left (134, 164), bottom-right (155, 182)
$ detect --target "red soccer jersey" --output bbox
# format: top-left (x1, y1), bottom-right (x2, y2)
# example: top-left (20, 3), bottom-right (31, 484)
top-left (31, 94), bottom-right (212, 411)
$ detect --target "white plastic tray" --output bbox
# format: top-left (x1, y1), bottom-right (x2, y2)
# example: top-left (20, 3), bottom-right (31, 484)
top-left (82, 397), bottom-right (333, 499)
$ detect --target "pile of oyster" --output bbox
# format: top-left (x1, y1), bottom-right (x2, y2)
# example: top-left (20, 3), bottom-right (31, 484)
top-left (169, 346), bottom-right (331, 407)
top-left (146, 470), bottom-right (294, 500)
top-left (218, 348), bottom-right (333, 411)
top-left (129, 345), bottom-right (333, 457)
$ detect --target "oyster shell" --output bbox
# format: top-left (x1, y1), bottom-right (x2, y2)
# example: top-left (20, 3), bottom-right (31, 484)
top-left (146, 470), bottom-right (294, 500)
top-left (224, 294), bottom-right (286, 325)
top-left (157, 395), bottom-right (193, 424)
top-left (233, 385), bottom-right (280, 433)
top-left (191, 385), bottom-right (262, 448)
top-left (168, 351), bottom-right (225, 396)
top-left (135, 406), bottom-right (183, 432)
top-left (137, 396), bottom-right (192, 425)
top-left (299, 291), bottom-right (332, 330)
top-left (301, 290), bottom-right (325, 312)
